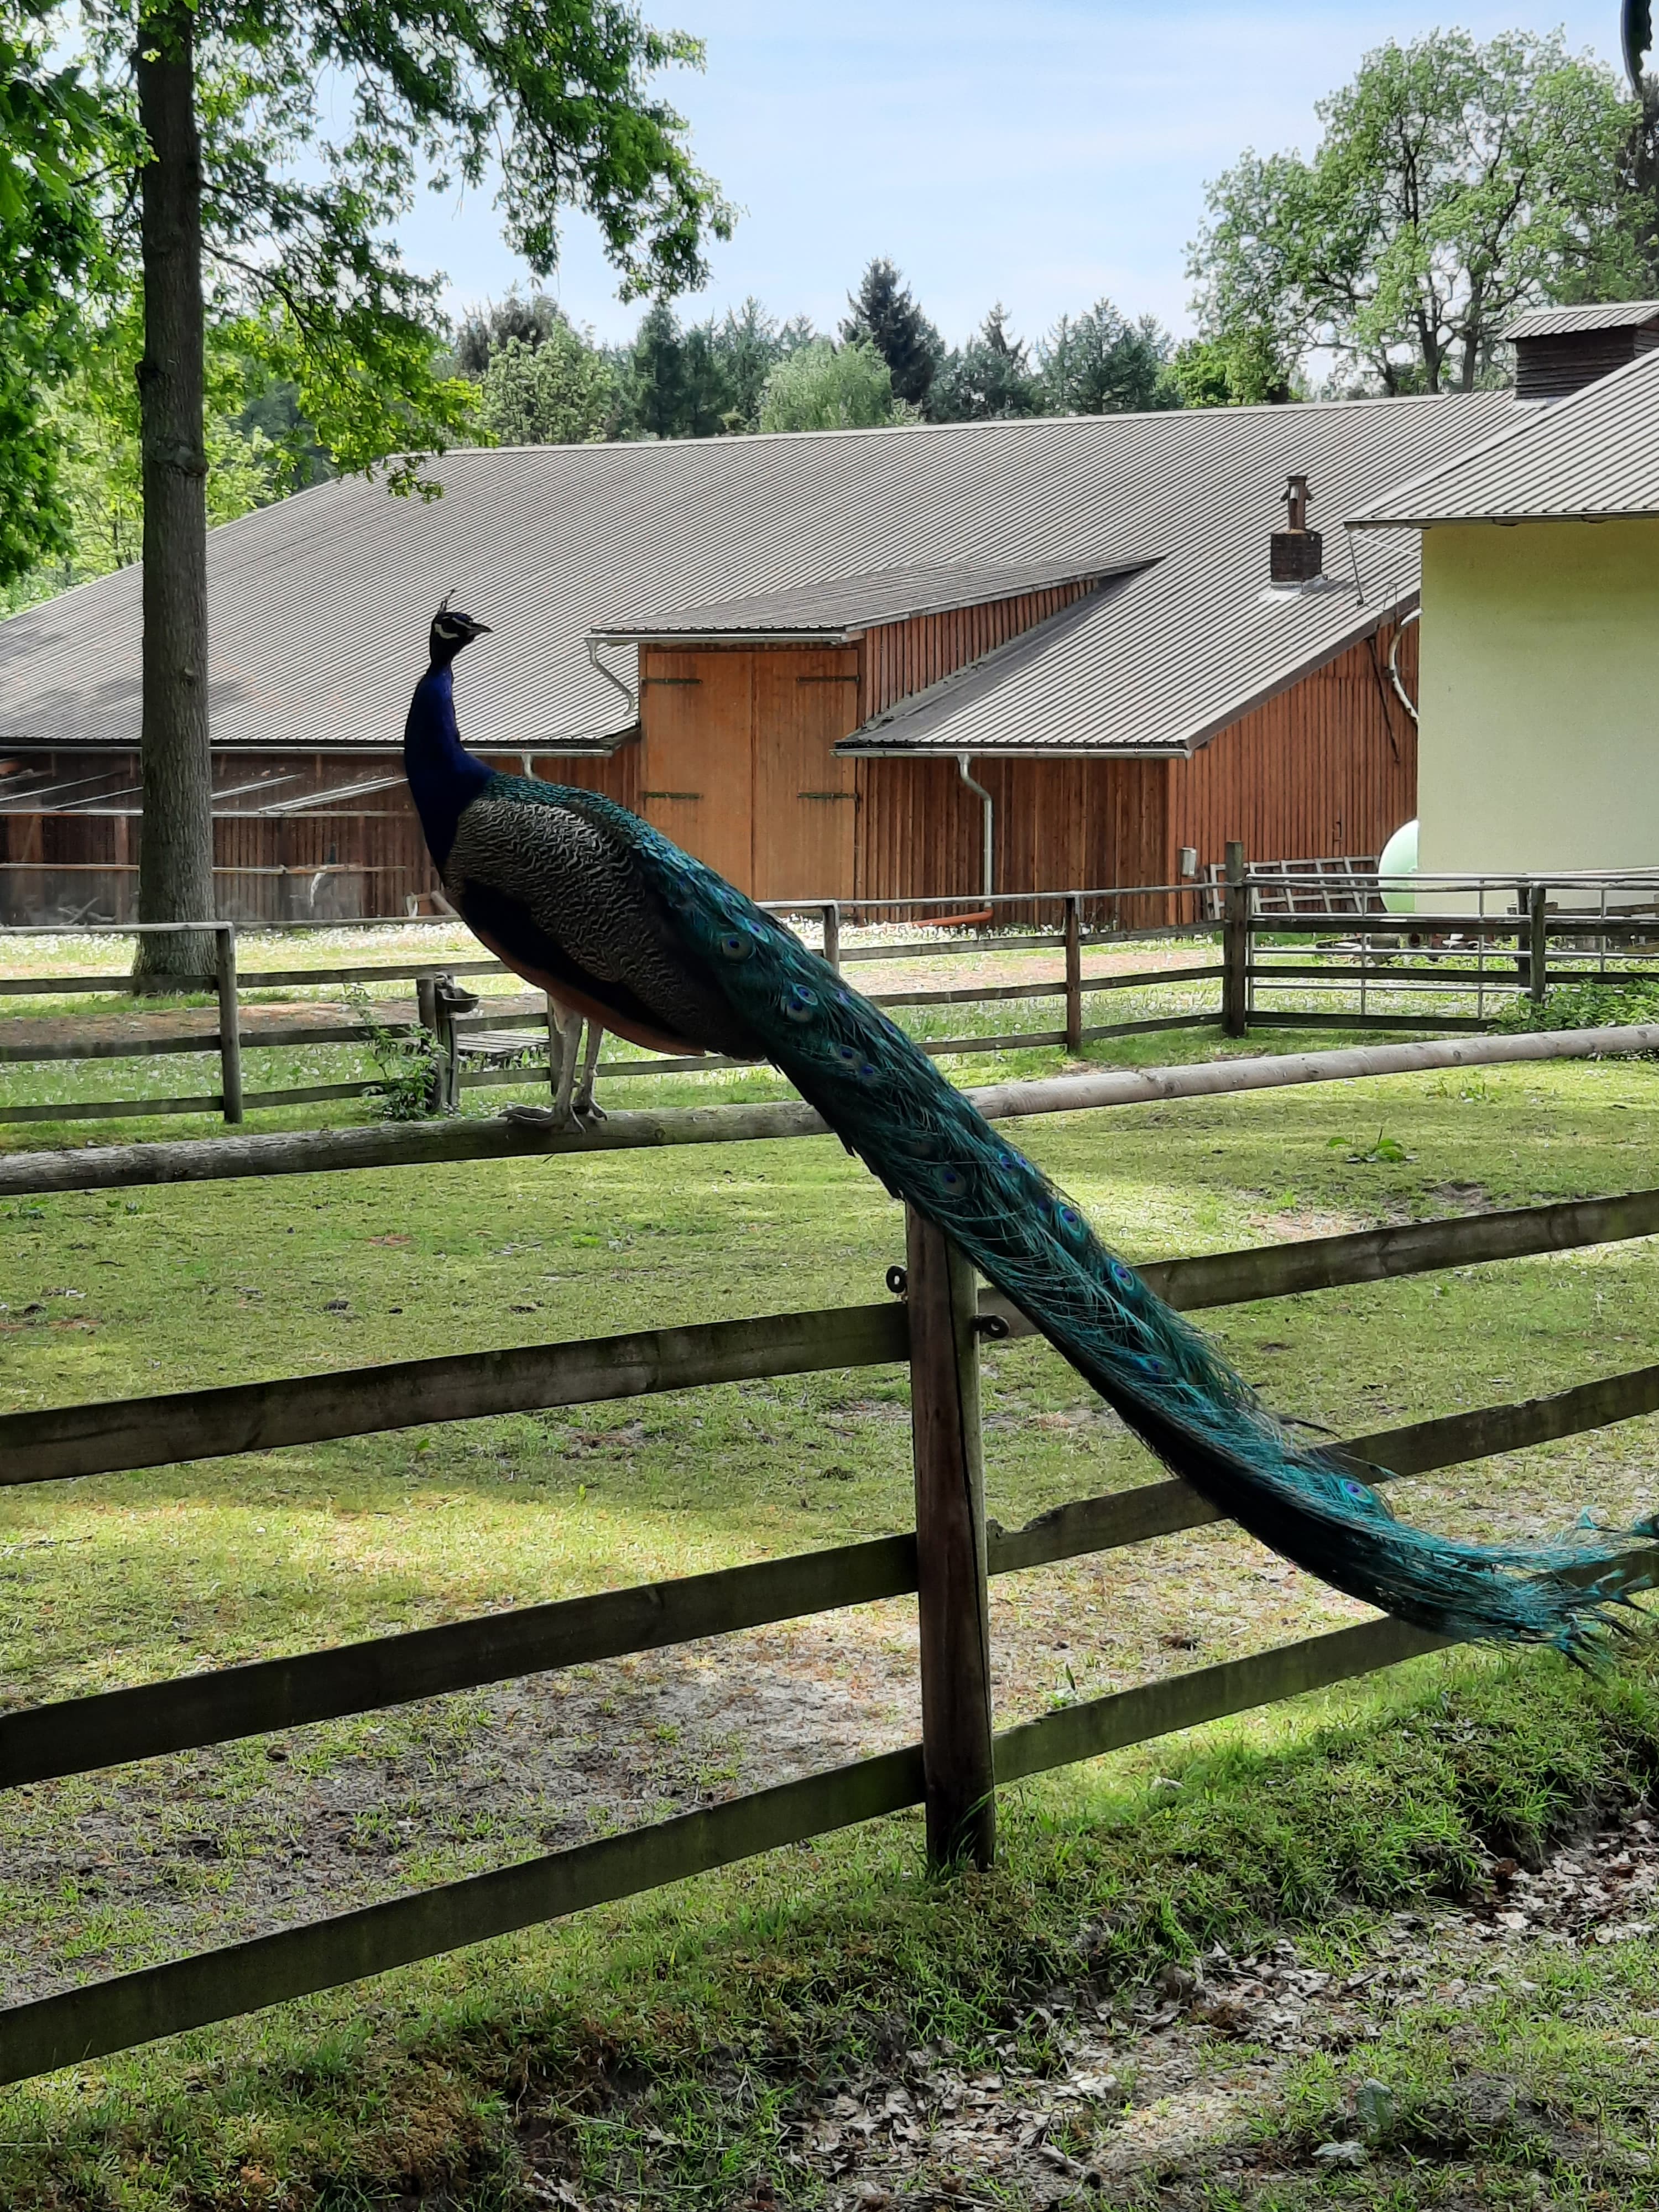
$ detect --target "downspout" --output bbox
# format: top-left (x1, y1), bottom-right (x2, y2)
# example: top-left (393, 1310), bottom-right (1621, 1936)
top-left (586, 637), bottom-right (639, 723)
top-left (1387, 607), bottom-right (1421, 723)
top-left (957, 753), bottom-right (994, 900)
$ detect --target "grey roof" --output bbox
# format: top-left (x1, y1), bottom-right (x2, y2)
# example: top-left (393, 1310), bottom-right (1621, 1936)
top-left (1502, 300), bottom-right (1659, 340)
top-left (1348, 345), bottom-right (1659, 529)
top-left (0, 392), bottom-right (1511, 760)
top-left (589, 556), bottom-right (1135, 641)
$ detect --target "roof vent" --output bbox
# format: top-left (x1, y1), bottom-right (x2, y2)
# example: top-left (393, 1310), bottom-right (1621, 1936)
top-left (1270, 474), bottom-right (1322, 584)
top-left (1504, 301), bottom-right (1659, 401)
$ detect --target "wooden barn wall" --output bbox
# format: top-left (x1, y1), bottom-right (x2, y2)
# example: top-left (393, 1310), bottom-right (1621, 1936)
top-left (859, 583), bottom-right (1097, 722)
top-left (1165, 619), bottom-right (1417, 880)
top-left (853, 753), bottom-right (1169, 922)
top-left (0, 744), bottom-right (640, 924)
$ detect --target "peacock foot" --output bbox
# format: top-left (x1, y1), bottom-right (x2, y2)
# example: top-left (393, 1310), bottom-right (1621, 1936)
top-left (503, 1103), bottom-right (573, 1131)
top-left (571, 1094), bottom-right (608, 1128)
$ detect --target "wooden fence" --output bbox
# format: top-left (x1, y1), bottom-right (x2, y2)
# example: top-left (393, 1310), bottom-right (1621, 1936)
top-left (4, 860), bottom-right (1659, 1128)
top-left (0, 892), bottom-right (1220, 1128)
top-left (3, 1156), bottom-right (1659, 2086)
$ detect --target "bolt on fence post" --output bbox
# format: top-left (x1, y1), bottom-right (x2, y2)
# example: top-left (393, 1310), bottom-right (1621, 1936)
top-left (904, 1204), bottom-right (996, 1871)
top-left (1222, 840), bottom-right (1249, 1038)
top-left (214, 926), bottom-right (243, 1125)
top-left (1063, 894), bottom-right (1083, 1055)
top-left (822, 901), bottom-right (842, 974)
top-left (1529, 884), bottom-right (1549, 1008)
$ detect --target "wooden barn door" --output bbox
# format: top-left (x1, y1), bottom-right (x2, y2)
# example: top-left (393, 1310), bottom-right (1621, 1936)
top-left (639, 650), bottom-right (755, 893)
top-left (752, 648), bottom-right (860, 902)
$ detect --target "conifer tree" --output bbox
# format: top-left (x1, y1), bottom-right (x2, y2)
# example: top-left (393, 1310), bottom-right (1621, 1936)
top-left (841, 258), bottom-right (943, 408)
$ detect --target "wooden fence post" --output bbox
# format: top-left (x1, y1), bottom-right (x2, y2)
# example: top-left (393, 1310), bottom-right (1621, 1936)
top-left (1529, 884), bottom-right (1549, 1008)
top-left (1063, 894), bottom-right (1083, 1055)
top-left (1222, 840), bottom-right (1249, 1038)
top-left (904, 1204), bottom-right (996, 1870)
top-left (215, 926), bottom-right (243, 1125)
top-left (822, 901), bottom-right (842, 975)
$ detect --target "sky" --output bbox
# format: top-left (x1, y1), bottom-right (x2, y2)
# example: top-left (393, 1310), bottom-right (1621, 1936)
top-left (393, 1), bottom-right (1628, 351)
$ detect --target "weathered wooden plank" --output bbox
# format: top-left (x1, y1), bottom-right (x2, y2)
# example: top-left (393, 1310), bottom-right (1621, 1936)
top-left (0, 1302), bottom-right (912, 1488)
top-left (0, 1093), bottom-right (227, 1125)
top-left (6, 1357), bottom-right (1657, 1798)
top-left (906, 1212), bottom-right (995, 1869)
top-left (0, 1533), bottom-right (918, 1791)
top-left (1077, 1014), bottom-right (1216, 1044)
top-left (8, 1188), bottom-right (1659, 1491)
top-left (985, 1360), bottom-right (1659, 1574)
top-left (1149, 1186), bottom-right (1659, 1312)
top-left (993, 1617), bottom-right (1449, 1783)
top-left (0, 1743), bottom-right (927, 2086)
top-left (1080, 964), bottom-right (1225, 994)
top-left (5, 1025), bottom-right (1659, 1196)
top-left (1245, 1012), bottom-right (1496, 1034)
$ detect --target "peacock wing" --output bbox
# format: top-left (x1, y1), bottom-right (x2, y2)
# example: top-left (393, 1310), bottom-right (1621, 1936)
top-left (445, 784), bottom-right (763, 1059)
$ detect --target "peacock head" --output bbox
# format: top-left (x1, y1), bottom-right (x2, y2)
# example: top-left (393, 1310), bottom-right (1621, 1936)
top-left (428, 596), bottom-right (492, 667)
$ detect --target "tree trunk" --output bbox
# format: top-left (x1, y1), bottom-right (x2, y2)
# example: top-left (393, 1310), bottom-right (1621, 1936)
top-left (132, 2), bottom-right (215, 990)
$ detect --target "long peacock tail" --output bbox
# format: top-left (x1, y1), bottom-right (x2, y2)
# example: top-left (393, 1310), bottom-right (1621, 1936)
top-left (597, 797), bottom-right (1657, 1658)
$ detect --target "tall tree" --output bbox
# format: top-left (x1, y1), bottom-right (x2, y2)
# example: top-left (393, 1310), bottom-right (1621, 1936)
top-left (54, 0), bottom-right (731, 984)
top-left (1037, 298), bottom-right (1179, 414)
top-left (841, 258), bottom-right (942, 408)
top-left (713, 296), bottom-right (815, 429)
top-left (928, 304), bottom-right (1041, 421)
top-left (756, 337), bottom-right (907, 432)
top-left (474, 326), bottom-right (615, 446)
top-left (0, 5), bottom-right (113, 586)
top-left (453, 289), bottom-right (570, 378)
top-left (1188, 31), bottom-right (1644, 397)
top-left (618, 300), bottom-right (735, 438)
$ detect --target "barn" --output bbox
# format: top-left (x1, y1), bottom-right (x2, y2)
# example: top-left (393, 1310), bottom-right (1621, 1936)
top-left (0, 391), bottom-right (1513, 925)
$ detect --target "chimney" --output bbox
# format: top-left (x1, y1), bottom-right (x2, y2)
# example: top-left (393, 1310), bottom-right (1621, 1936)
top-left (1270, 473), bottom-right (1322, 585)
top-left (1505, 301), bottom-right (1659, 401)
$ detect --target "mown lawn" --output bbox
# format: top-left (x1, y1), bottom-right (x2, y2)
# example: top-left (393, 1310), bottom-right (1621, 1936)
top-left (1, 1003), bottom-right (1658, 2204)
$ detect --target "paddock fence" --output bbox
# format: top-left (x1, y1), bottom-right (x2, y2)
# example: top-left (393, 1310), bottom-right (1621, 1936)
top-left (3, 1071), bottom-right (1659, 2083)
top-left (3, 860), bottom-right (1659, 1128)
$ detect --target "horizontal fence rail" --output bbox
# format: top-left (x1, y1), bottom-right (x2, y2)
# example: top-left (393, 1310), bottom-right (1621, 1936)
top-left (4, 1023), bottom-right (1658, 1198)
top-left (8, 1181), bottom-right (1659, 1491)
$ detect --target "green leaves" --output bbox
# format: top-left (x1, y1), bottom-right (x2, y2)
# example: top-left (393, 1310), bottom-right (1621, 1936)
top-left (1188, 30), bottom-right (1646, 397)
top-left (0, 4), bottom-right (122, 584)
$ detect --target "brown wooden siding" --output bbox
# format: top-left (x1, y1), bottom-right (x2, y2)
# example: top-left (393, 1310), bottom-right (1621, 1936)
top-left (859, 584), bottom-right (1098, 723)
top-left (1165, 618), bottom-right (1416, 883)
top-left (0, 744), bottom-right (640, 924)
top-left (853, 753), bottom-right (1168, 923)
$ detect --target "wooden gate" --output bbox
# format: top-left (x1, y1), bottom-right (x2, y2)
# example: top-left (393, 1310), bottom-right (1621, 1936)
top-left (638, 651), bottom-right (755, 891)
top-left (752, 648), bottom-right (860, 902)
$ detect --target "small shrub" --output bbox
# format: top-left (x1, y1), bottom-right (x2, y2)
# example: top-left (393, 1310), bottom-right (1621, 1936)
top-left (1495, 978), bottom-right (1659, 1040)
top-left (344, 983), bottom-right (440, 1120)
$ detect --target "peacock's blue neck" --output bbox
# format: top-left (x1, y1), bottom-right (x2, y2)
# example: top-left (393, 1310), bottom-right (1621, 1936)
top-left (403, 661), bottom-right (495, 867)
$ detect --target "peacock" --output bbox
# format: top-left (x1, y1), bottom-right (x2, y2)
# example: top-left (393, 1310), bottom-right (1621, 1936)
top-left (405, 602), bottom-right (1657, 1657)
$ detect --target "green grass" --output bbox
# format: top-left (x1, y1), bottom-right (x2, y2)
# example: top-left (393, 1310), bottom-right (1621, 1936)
top-left (4, 975), bottom-right (1659, 2203)
top-left (2, 1651), bottom-right (1658, 2208)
